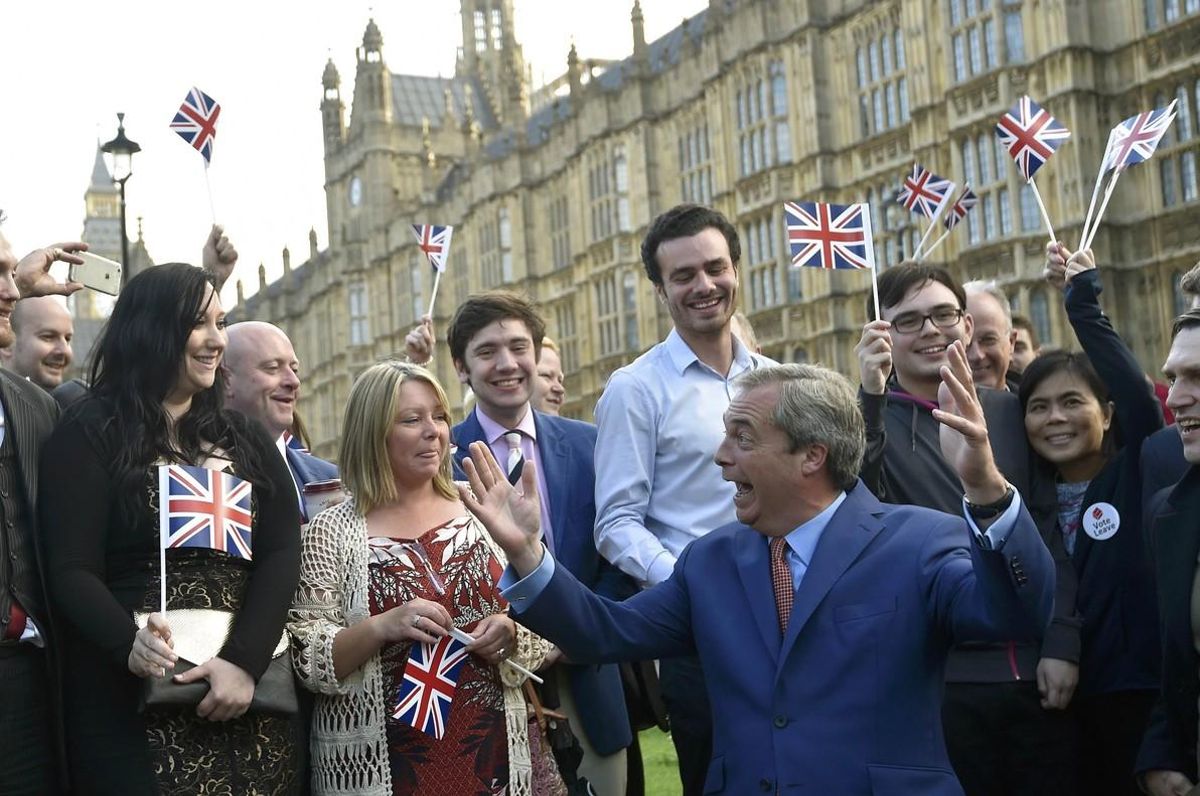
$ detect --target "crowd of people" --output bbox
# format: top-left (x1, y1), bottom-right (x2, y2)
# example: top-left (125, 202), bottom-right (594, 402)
top-left (0, 200), bottom-right (1199, 796)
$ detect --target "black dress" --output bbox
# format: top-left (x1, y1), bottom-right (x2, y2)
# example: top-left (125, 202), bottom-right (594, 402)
top-left (40, 399), bottom-right (301, 795)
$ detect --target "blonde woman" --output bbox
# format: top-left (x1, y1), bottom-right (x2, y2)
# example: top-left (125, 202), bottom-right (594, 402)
top-left (289, 362), bottom-right (550, 796)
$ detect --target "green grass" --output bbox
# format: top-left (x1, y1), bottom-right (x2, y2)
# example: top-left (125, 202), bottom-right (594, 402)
top-left (639, 728), bottom-right (682, 796)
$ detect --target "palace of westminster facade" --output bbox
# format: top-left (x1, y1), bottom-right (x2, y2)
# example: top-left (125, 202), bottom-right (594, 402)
top-left (216, 0), bottom-right (1200, 459)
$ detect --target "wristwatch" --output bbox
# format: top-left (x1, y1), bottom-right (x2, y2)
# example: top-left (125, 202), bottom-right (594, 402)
top-left (965, 485), bottom-right (1016, 520)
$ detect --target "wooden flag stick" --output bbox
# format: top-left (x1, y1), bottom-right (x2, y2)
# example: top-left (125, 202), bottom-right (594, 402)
top-left (203, 163), bottom-right (217, 226)
top-left (1081, 167), bottom-right (1122, 252)
top-left (913, 217), bottom-right (940, 260)
top-left (1029, 179), bottom-right (1056, 245)
top-left (922, 227), bottom-right (953, 259)
top-left (1079, 135), bottom-right (1114, 249)
top-left (158, 466), bottom-right (169, 615)
top-left (426, 269), bottom-right (443, 317)
top-left (870, 261), bottom-right (881, 321)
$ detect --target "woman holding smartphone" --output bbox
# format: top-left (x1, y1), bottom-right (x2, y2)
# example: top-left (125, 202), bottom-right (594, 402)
top-left (40, 264), bottom-right (302, 794)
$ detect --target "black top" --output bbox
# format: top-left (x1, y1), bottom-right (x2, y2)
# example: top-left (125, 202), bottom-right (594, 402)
top-left (1056, 268), bottom-right (1163, 694)
top-left (38, 397), bottom-right (300, 790)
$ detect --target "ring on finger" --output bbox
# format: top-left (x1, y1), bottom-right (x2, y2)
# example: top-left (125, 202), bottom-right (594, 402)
top-left (411, 614), bottom-right (422, 628)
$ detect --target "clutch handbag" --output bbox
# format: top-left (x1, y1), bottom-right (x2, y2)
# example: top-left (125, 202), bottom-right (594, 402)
top-left (134, 608), bottom-right (297, 717)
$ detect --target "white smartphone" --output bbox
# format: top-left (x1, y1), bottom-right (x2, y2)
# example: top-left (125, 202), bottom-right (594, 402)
top-left (68, 251), bottom-right (122, 296)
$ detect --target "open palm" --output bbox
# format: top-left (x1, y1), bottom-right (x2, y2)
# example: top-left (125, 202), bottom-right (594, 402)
top-left (457, 442), bottom-right (544, 573)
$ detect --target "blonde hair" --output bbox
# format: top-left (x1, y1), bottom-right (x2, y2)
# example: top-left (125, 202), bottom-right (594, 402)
top-left (539, 336), bottom-right (560, 355)
top-left (340, 361), bottom-right (457, 514)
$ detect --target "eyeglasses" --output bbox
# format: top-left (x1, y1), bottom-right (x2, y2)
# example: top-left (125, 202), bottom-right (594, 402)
top-left (889, 307), bottom-right (965, 335)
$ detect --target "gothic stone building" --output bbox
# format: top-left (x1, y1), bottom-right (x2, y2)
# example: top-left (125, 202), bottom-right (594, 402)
top-left (232, 0), bottom-right (1200, 460)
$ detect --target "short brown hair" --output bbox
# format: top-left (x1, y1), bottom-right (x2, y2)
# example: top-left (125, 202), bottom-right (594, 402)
top-left (867, 262), bottom-right (966, 321)
top-left (640, 204), bottom-right (740, 285)
top-left (448, 292), bottom-right (546, 365)
top-left (1172, 307), bottom-right (1200, 339)
top-left (1179, 260), bottom-right (1200, 298)
top-left (1012, 314), bottom-right (1039, 349)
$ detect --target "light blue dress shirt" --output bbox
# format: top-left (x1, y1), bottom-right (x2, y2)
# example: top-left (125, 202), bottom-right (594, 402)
top-left (593, 329), bottom-right (773, 588)
top-left (502, 489), bottom-right (1025, 605)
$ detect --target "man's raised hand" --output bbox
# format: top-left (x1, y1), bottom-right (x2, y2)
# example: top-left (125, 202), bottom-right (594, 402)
top-left (457, 441), bottom-right (544, 577)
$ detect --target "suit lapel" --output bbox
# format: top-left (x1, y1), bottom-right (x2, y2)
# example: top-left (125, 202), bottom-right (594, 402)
top-left (532, 413), bottom-right (568, 541)
top-left (452, 410), bottom-right (487, 476)
top-left (0, 376), bottom-right (42, 510)
top-left (734, 526), bottom-right (781, 660)
top-left (777, 488), bottom-right (884, 670)
top-left (1153, 476), bottom-right (1200, 656)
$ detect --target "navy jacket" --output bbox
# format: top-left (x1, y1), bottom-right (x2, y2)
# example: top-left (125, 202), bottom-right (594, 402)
top-left (1141, 426), bottom-right (1189, 520)
top-left (285, 446), bottom-right (339, 521)
top-left (1137, 467), bottom-right (1200, 781)
top-left (1050, 269), bottom-right (1163, 694)
top-left (506, 482), bottom-right (1054, 795)
top-left (453, 409), bottom-right (632, 755)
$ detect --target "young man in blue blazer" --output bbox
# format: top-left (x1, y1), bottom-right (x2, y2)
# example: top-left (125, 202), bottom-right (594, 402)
top-left (462, 349), bottom-right (1055, 796)
top-left (447, 292), bottom-right (632, 795)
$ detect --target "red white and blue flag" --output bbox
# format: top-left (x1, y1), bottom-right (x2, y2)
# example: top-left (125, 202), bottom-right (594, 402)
top-left (169, 87), bottom-right (221, 164)
top-left (784, 201), bottom-right (876, 271)
top-left (159, 465), bottom-right (253, 560)
top-left (393, 634), bottom-right (471, 739)
top-left (995, 96), bottom-right (1071, 182)
top-left (895, 165), bottom-right (956, 220)
top-left (942, 186), bottom-right (979, 231)
top-left (1102, 101), bottom-right (1178, 172)
top-left (411, 224), bottom-right (454, 273)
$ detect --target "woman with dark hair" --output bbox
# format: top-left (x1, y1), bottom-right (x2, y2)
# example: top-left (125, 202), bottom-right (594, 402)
top-left (1020, 245), bottom-right (1164, 795)
top-left (40, 263), bottom-right (302, 795)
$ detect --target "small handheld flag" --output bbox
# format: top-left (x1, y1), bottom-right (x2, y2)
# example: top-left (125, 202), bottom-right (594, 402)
top-left (895, 165), bottom-right (957, 221)
top-left (921, 185), bottom-right (978, 260)
top-left (411, 224), bottom-right (454, 316)
top-left (1081, 100), bottom-right (1178, 251)
top-left (157, 464), bottom-right (254, 614)
top-left (995, 96), bottom-right (1071, 182)
top-left (169, 87), bottom-right (221, 164)
top-left (394, 634), bottom-right (471, 739)
top-left (784, 200), bottom-right (879, 319)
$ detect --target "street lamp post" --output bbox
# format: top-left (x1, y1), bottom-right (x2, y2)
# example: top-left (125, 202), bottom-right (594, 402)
top-left (100, 112), bottom-right (141, 287)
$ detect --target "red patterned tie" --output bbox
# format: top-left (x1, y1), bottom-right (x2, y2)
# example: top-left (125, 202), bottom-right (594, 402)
top-left (769, 536), bottom-right (793, 635)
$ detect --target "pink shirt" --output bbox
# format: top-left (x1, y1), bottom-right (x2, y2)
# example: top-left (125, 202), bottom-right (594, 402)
top-left (475, 407), bottom-right (555, 553)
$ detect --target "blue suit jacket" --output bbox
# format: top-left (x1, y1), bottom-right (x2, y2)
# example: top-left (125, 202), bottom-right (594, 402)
top-left (285, 447), bottom-right (339, 521)
top-left (506, 482), bottom-right (1054, 795)
top-left (453, 409), bottom-right (632, 755)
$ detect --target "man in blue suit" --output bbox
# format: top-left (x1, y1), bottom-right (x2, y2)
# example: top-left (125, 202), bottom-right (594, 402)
top-left (460, 348), bottom-right (1054, 796)
top-left (223, 323), bottom-right (338, 515)
top-left (447, 292), bottom-right (632, 794)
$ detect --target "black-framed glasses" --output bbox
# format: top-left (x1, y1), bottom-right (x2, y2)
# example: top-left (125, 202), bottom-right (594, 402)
top-left (890, 307), bottom-right (965, 335)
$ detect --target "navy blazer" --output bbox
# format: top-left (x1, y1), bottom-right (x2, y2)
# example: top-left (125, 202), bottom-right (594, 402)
top-left (1140, 426), bottom-right (1189, 519)
top-left (506, 482), bottom-right (1054, 795)
top-left (285, 447), bottom-right (339, 521)
top-left (453, 409), bottom-right (632, 755)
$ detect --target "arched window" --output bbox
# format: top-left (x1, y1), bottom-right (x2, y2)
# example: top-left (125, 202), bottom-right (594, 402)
top-left (1030, 290), bottom-right (1053, 347)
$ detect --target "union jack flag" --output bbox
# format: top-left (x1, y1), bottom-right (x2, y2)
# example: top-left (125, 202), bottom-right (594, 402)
top-left (784, 201), bottom-right (876, 271)
top-left (942, 186), bottom-right (979, 231)
top-left (411, 224), bottom-right (454, 273)
top-left (1103, 101), bottom-right (1178, 172)
top-left (159, 465), bottom-right (253, 560)
top-left (169, 87), bottom-right (221, 164)
top-left (995, 96), bottom-right (1071, 181)
top-left (895, 165), bottom-right (956, 220)
top-left (394, 634), bottom-right (470, 738)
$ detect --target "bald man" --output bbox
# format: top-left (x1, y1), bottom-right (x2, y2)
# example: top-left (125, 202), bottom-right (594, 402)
top-left (222, 322), bottom-right (337, 519)
top-left (1, 298), bottom-right (73, 391)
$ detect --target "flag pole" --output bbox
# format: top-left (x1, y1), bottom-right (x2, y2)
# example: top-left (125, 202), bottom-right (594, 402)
top-left (913, 198), bottom-right (949, 260)
top-left (1079, 151), bottom-right (1111, 250)
top-left (203, 162), bottom-right (217, 226)
top-left (870, 263), bottom-right (881, 321)
top-left (1080, 166), bottom-right (1123, 252)
top-left (1029, 179), bottom-right (1056, 244)
top-left (922, 228), bottom-right (953, 259)
top-left (158, 466), bottom-right (169, 615)
top-left (426, 270), bottom-right (443, 317)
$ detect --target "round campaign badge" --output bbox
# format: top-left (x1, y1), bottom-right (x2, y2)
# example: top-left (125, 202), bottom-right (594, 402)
top-left (1082, 502), bottom-right (1120, 541)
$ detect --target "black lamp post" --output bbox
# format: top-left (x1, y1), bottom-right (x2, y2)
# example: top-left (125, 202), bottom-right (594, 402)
top-left (100, 112), bottom-right (141, 287)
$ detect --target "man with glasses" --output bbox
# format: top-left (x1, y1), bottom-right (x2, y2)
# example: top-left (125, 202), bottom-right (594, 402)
top-left (855, 262), bottom-right (1079, 795)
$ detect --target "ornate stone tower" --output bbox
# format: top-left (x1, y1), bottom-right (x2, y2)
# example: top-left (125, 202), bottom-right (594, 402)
top-left (458, 0), bottom-right (527, 126)
top-left (320, 57), bottom-right (345, 154)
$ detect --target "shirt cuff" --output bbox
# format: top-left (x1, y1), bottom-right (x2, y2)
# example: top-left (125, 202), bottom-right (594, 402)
top-left (962, 487), bottom-right (1023, 551)
top-left (499, 549), bottom-right (556, 612)
top-left (645, 551), bottom-right (678, 588)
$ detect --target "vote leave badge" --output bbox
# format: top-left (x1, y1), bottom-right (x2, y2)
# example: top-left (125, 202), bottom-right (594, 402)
top-left (1082, 502), bottom-right (1120, 541)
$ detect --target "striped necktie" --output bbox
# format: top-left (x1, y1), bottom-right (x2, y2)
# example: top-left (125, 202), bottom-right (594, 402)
top-left (504, 432), bottom-right (524, 485)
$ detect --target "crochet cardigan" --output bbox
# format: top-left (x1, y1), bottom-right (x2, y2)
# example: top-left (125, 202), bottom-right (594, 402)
top-left (288, 498), bottom-right (550, 796)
